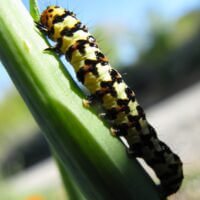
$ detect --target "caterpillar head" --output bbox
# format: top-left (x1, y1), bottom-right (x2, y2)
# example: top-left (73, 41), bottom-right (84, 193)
top-left (40, 6), bottom-right (65, 31)
top-left (40, 6), bottom-right (77, 41)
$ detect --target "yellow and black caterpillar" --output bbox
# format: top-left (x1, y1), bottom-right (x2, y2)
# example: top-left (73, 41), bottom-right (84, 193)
top-left (37, 6), bottom-right (183, 197)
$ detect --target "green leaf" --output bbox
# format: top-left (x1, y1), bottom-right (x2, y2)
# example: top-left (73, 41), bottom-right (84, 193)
top-left (0, 0), bottom-right (162, 199)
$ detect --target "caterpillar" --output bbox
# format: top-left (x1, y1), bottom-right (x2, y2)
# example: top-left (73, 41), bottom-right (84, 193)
top-left (37, 5), bottom-right (183, 198)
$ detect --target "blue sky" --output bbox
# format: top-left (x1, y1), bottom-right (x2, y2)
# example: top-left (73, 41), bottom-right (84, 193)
top-left (0, 0), bottom-right (200, 100)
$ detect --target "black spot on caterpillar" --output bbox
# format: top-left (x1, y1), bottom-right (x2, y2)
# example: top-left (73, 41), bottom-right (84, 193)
top-left (37, 5), bottom-right (183, 197)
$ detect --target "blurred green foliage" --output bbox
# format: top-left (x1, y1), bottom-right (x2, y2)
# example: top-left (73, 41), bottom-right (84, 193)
top-left (138, 10), bottom-right (200, 64)
top-left (170, 10), bottom-right (200, 48)
top-left (0, 91), bottom-right (35, 135)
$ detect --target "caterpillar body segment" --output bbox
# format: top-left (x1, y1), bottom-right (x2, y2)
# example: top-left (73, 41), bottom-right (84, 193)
top-left (38, 6), bottom-right (183, 197)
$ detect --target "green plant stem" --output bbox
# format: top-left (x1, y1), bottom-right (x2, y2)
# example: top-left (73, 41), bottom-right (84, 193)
top-left (53, 151), bottom-right (87, 200)
top-left (0, 0), bottom-right (161, 199)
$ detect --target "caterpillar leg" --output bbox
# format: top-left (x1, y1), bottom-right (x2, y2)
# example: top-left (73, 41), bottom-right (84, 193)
top-left (44, 46), bottom-right (62, 55)
top-left (83, 94), bottom-right (97, 108)
top-left (35, 21), bottom-right (48, 33)
top-left (82, 95), bottom-right (97, 108)
top-left (126, 143), bottom-right (144, 158)
top-left (98, 112), bottom-right (107, 119)
top-left (126, 147), bottom-right (135, 156)
top-left (110, 127), bottom-right (120, 137)
top-left (82, 99), bottom-right (91, 108)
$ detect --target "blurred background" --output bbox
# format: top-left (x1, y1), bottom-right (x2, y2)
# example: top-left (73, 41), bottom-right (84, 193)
top-left (0, 0), bottom-right (200, 199)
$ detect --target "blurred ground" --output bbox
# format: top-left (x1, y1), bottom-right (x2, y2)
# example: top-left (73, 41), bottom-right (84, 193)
top-left (6, 159), bottom-right (61, 193)
top-left (0, 159), bottom-right (65, 200)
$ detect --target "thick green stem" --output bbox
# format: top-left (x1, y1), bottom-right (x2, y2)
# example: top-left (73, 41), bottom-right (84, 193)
top-left (0, 0), bottom-right (161, 199)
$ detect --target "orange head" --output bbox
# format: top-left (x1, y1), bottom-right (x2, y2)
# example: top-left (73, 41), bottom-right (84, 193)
top-left (40, 6), bottom-right (65, 30)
